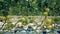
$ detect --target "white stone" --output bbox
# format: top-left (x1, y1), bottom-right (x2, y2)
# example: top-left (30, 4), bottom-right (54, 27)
top-left (21, 30), bottom-right (26, 32)
top-left (17, 22), bottom-right (22, 27)
top-left (46, 29), bottom-right (51, 32)
top-left (44, 26), bottom-right (46, 28)
top-left (23, 26), bottom-right (28, 30)
top-left (28, 23), bottom-right (34, 26)
top-left (52, 24), bottom-right (55, 27)
top-left (0, 22), bottom-right (4, 28)
top-left (32, 26), bottom-right (37, 29)
top-left (36, 29), bottom-right (41, 33)
top-left (0, 22), bottom-right (4, 25)
top-left (37, 27), bottom-right (41, 29)
top-left (37, 22), bottom-right (41, 25)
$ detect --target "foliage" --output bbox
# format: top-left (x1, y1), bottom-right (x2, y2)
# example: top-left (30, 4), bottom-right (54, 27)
top-left (0, 0), bottom-right (60, 16)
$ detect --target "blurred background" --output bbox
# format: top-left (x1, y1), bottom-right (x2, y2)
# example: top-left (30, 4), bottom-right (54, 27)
top-left (0, 0), bottom-right (60, 16)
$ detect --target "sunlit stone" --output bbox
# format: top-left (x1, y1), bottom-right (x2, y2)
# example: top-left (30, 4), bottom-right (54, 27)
top-left (23, 26), bottom-right (28, 30)
top-left (46, 29), bottom-right (51, 32)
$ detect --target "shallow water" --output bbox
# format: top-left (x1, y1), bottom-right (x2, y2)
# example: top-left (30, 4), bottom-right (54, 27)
top-left (0, 31), bottom-right (59, 34)
top-left (0, 29), bottom-right (60, 34)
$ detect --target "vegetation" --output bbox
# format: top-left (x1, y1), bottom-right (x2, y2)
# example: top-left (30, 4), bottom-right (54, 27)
top-left (0, 0), bottom-right (60, 16)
